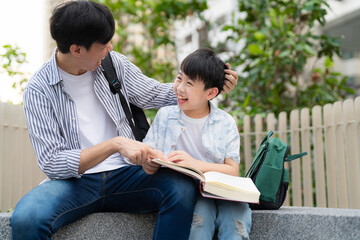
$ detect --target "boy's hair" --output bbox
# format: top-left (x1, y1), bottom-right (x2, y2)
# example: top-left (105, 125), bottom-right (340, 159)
top-left (180, 48), bottom-right (226, 96)
top-left (50, 0), bottom-right (115, 53)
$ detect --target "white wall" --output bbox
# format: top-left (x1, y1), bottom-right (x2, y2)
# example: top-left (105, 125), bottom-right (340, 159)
top-left (326, 0), bottom-right (360, 22)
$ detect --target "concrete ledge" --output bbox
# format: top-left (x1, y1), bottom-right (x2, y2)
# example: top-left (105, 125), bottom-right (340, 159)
top-left (1, 207), bottom-right (360, 239)
top-left (0, 212), bottom-right (12, 240)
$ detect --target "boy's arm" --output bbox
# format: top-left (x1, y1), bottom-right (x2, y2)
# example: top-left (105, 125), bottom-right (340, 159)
top-left (166, 151), bottom-right (239, 176)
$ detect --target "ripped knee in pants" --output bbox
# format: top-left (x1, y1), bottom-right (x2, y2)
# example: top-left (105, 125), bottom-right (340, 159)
top-left (236, 220), bottom-right (249, 239)
top-left (191, 214), bottom-right (203, 227)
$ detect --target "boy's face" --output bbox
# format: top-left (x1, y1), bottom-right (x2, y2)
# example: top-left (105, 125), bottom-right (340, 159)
top-left (173, 71), bottom-right (218, 118)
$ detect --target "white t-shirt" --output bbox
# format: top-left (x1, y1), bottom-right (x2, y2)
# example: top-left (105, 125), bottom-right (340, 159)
top-left (175, 111), bottom-right (209, 162)
top-left (60, 69), bottom-right (121, 174)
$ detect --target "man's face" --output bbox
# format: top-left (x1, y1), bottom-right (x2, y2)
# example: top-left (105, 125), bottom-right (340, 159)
top-left (173, 71), bottom-right (214, 118)
top-left (80, 41), bottom-right (113, 72)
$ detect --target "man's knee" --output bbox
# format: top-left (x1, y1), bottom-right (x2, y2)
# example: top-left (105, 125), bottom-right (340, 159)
top-left (171, 176), bottom-right (197, 201)
top-left (11, 207), bottom-right (49, 239)
top-left (162, 173), bottom-right (197, 208)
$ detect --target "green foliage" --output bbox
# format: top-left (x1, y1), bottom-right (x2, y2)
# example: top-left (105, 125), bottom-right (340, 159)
top-left (0, 44), bottom-right (29, 94)
top-left (0, 208), bottom-right (14, 213)
top-left (220, 0), bottom-right (355, 119)
top-left (94, 0), bottom-right (207, 118)
top-left (96, 0), bottom-right (207, 84)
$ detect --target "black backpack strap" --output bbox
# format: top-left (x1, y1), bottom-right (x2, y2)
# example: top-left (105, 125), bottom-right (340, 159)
top-left (101, 54), bottom-right (143, 141)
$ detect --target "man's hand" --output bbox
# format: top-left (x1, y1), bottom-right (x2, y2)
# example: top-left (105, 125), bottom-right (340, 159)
top-left (116, 137), bottom-right (149, 165)
top-left (143, 149), bottom-right (165, 175)
top-left (116, 137), bottom-right (163, 175)
top-left (222, 63), bottom-right (238, 94)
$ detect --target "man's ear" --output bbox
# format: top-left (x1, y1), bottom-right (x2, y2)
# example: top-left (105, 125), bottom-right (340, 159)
top-left (69, 44), bottom-right (81, 57)
top-left (207, 87), bottom-right (219, 100)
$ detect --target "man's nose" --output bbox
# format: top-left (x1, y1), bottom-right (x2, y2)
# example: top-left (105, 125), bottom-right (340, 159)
top-left (107, 42), bottom-right (113, 52)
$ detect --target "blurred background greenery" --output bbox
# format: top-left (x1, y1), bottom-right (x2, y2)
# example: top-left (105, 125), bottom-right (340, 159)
top-left (1, 0), bottom-right (356, 120)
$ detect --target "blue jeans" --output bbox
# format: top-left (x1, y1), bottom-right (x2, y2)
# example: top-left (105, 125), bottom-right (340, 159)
top-left (189, 196), bottom-right (252, 240)
top-left (10, 166), bottom-right (197, 240)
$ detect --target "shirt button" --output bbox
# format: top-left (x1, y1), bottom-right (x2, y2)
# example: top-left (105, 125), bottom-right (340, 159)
top-left (72, 117), bottom-right (76, 121)
top-left (171, 145), bottom-right (174, 149)
top-left (75, 140), bottom-right (79, 144)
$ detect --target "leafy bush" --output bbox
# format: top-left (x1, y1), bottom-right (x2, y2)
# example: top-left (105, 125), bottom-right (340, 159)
top-left (220, 0), bottom-right (355, 118)
top-left (0, 44), bottom-right (28, 94)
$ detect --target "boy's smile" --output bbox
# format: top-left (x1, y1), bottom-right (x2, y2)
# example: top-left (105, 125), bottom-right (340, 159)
top-left (173, 71), bottom-right (218, 118)
top-left (177, 94), bottom-right (188, 105)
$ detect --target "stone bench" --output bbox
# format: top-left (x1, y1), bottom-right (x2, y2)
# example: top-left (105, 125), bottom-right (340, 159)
top-left (1, 206), bottom-right (359, 239)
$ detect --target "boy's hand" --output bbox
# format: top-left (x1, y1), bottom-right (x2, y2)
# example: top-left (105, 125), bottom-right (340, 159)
top-left (223, 63), bottom-right (238, 94)
top-left (167, 150), bottom-right (199, 169)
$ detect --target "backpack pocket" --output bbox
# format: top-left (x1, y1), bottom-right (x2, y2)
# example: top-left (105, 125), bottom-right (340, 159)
top-left (255, 165), bottom-right (282, 203)
top-left (251, 168), bottom-right (289, 210)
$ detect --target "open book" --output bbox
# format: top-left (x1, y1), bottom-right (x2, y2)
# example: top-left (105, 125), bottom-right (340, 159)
top-left (151, 158), bottom-right (260, 203)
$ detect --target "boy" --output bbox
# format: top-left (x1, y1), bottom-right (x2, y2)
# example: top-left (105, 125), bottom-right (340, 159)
top-left (143, 48), bottom-right (251, 239)
top-left (10, 1), bottom-right (239, 239)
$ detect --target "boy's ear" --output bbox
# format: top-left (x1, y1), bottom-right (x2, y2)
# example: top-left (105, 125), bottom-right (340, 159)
top-left (207, 87), bottom-right (219, 100)
top-left (69, 44), bottom-right (82, 57)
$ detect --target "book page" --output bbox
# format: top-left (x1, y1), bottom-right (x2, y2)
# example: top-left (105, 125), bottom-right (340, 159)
top-left (203, 171), bottom-right (259, 193)
top-left (202, 172), bottom-right (260, 203)
top-left (151, 158), bottom-right (206, 182)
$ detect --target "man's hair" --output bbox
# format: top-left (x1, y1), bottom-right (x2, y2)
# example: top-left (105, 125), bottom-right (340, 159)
top-left (50, 0), bottom-right (115, 53)
top-left (180, 48), bottom-right (226, 95)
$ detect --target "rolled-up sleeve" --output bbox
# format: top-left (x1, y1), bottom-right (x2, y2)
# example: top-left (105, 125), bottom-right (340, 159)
top-left (112, 53), bottom-right (177, 109)
top-left (23, 87), bottom-right (81, 180)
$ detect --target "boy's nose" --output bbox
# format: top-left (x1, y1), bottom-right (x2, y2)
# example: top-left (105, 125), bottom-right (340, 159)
top-left (177, 83), bottom-right (185, 93)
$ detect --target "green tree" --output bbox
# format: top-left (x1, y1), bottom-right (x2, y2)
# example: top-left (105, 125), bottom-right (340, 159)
top-left (95, 0), bottom-right (207, 118)
top-left (0, 44), bottom-right (29, 100)
top-left (97, 0), bottom-right (207, 82)
top-left (220, 0), bottom-right (355, 118)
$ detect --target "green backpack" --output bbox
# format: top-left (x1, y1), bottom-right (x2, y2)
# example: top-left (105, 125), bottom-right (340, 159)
top-left (245, 131), bottom-right (307, 210)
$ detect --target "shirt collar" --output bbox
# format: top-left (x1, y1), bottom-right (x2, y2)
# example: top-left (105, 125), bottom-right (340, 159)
top-left (168, 101), bottom-right (222, 123)
top-left (48, 48), bottom-right (63, 86)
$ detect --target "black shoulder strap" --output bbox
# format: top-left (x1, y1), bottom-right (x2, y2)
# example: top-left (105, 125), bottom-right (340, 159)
top-left (101, 54), bottom-right (143, 141)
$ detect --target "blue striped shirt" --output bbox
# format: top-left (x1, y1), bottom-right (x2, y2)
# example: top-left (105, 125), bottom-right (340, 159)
top-left (23, 49), bottom-right (176, 180)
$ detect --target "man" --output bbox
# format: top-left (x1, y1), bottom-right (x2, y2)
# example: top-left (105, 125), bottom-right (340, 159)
top-left (10, 1), bottom-right (238, 239)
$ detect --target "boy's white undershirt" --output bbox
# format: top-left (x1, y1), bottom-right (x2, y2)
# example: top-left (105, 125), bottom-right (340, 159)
top-left (175, 111), bottom-right (209, 162)
top-left (60, 69), bottom-right (122, 174)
